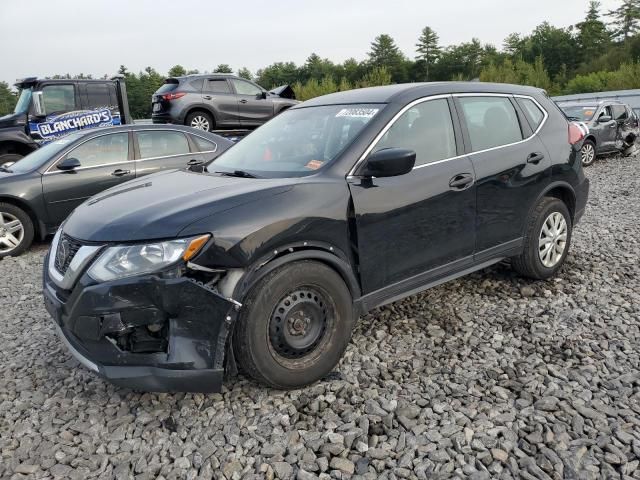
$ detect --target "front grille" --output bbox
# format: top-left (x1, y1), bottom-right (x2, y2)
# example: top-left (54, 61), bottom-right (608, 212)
top-left (54, 234), bottom-right (83, 275)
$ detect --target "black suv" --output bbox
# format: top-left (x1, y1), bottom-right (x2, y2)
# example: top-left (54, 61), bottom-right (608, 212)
top-left (44, 82), bottom-right (589, 393)
top-left (151, 74), bottom-right (298, 131)
top-left (557, 100), bottom-right (639, 166)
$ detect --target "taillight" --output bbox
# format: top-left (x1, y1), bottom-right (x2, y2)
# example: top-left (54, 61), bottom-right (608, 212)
top-left (162, 92), bottom-right (186, 101)
top-left (568, 122), bottom-right (585, 145)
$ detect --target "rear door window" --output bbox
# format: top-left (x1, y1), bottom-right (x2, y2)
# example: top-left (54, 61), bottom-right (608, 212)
top-left (136, 131), bottom-right (191, 159)
top-left (458, 96), bottom-right (523, 151)
top-left (42, 84), bottom-right (77, 114)
top-left (204, 79), bottom-right (231, 94)
top-left (373, 98), bottom-right (457, 166)
top-left (612, 105), bottom-right (628, 121)
top-left (516, 97), bottom-right (545, 131)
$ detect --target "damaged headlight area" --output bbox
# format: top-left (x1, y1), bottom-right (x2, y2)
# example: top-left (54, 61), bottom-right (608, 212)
top-left (88, 235), bottom-right (210, 282)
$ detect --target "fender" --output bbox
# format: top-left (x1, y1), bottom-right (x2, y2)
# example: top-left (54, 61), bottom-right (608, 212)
top-left (232, 241), bottom-right (362, 302)
top-left (182, 104), bottom-right (218, 124)
top-left (525, 180), bottom-right (577, 231)
top-left (0, 128), bottom-right (38, 154)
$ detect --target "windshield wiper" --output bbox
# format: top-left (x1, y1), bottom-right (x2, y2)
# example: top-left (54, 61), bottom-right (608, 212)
top-left (214, 170), bottom-right (259, 179)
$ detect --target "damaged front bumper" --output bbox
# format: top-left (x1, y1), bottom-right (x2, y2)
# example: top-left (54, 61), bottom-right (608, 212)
top-left (43, 253), bottom-right (236, 392)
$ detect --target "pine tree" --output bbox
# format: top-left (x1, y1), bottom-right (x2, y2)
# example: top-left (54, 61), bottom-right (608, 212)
top-left (168, 65), bottom-right (186, 77)
top-left (607, 0), bottom-right (640, 40)
top-left (237, 67), bottom-right (253, 80)
top-left (415, 26), bottom-right (441, 80)
top-left (577, 1), bottom-right (610, 58)
top-left (368, 34), bottom-right (405, 68)
top-left (214, 64), bottom-right (233, 73)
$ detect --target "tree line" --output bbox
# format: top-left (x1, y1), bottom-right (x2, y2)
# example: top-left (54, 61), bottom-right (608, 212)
top-left (2, 0), bottom-right (640, 118)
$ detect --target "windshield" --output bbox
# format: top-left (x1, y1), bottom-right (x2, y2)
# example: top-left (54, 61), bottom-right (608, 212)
top-left (560, 105), bottom-right (597, 122)
top-left (7, 134), bottom-right (82, 174)
top-left (213, 104), bottom-right (382, 177)
top-left (13, 87), bottom-right (32, 114)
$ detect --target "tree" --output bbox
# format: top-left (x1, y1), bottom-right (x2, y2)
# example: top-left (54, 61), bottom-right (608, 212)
top-left (237, 67), bottom-right (253, 80)
top-left (214, 64), bottom-right (233, 73)
top-left (523, 22), bottom-right (579, 78)
top-left (415, 26), bottom-right (441, 80)
top-left (503, 33), bottom-right (524, 56)
top-left (168, 65), bottom-right (187, 77)
top-left (256, 62), bottom-right (301, 88)
top-left (0, 82), bottom-right (17, 116)
top-left (607, 0), bottom-right (640, 40)
top-left (367, 34), bottom-right (407, 82)
top-left (577, 2), bottom-right (610, 59)
top-left (302, 53), bottom-right (336, 82)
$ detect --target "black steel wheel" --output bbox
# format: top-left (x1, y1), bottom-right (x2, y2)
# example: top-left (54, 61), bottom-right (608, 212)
top-left (233, 260), bottom-right (355, 389)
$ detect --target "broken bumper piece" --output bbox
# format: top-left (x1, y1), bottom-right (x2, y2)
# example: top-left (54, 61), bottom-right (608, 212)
top-left (43, 254), bottom-right (236, 393)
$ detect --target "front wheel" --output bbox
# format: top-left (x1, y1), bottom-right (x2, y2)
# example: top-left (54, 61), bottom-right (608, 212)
top-left (512, 197), bottom-right (572, 280)
top-left (0, 203), bottom-right (34, 258)
top-left (580, 139), bottom-right (596, 167)
top-left (233, 261), bottom-right (355, 389)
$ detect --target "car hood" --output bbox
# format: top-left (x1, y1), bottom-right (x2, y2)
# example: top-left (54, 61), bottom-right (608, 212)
top-left (0, 112), bottom-right (24, 129)
top-left (62, 169), bottom-right (295, 242)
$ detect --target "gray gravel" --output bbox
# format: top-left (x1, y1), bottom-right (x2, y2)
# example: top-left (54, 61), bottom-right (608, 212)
top-left (1, 154), bottom-right (640, 480)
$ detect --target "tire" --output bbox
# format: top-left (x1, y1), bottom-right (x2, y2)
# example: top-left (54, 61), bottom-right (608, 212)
top-left (0, 203), bottom-right (34, 258)
top-left (0, 153), bottom-right (24, 166)
top-left (185, 111), bottom-right (214, 131)
top-left (512, 197), bottom-right (572, 280)
top-left (233, 260), bottom-right (355, 389)
top-left (580, 139), bottom-right (596, 166)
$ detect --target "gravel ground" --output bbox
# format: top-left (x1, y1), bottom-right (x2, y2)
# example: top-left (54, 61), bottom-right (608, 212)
top-left (1, 154), bottom-right (639, 480)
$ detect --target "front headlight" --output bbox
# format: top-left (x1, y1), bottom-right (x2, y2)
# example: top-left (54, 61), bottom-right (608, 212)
top-left (87, 235), bottom-right (210, 282)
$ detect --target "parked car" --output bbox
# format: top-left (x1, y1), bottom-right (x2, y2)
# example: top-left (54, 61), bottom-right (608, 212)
top-left (0, 76), bottom-right (131, 165)
top-left (151, 74), bottom-right (298, 131)
top-left (556, 100), bottom-right (639, 166)
top-left (43, 82), bottom-right (589, 393)
top-left (0, 125), bottom-right (232, 257)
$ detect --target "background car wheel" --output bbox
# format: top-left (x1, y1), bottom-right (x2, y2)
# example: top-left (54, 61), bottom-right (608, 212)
top-left (233, 260), bottom-right (355, 389)
top-left (0, 153), bottom-right (24, 167)
top-left (580, 139), bottom-right (596, 166)
top-left (0, 203), bottom-right (34, 258)
top-left (186, 111), bottom-right (214, 131)
top-left (512, 197), bottom-right (572, 280)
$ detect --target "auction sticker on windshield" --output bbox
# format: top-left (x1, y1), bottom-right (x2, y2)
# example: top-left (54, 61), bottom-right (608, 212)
top-left (335, 108), bottom-right (379, 118)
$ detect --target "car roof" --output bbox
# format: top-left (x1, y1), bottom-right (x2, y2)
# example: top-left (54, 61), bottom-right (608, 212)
top-left (296, 82), bottom-right (546, 108)
top-left (557, 99), bottom-right (626, 107)
top-left (69, 124), bottom-right (234, 144)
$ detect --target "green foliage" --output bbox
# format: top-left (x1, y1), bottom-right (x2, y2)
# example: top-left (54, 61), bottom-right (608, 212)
top-left (368, 34), bottom-right (407, 82)
top-left (577, 2), bottom-right (611, 58)
top-left (214, 64), bottom-right (233, 73)
top-left (0, 82), bottom-right (17, 116)
top-left (564, 62), bottom-right (640, 93)
top-left (237, 67), bottom-right (253, 80)
top-left (168, 65), bottom-right (187, 77)
top-left (415, 26), bottom-right (441, 80)
top-left (607, 0), bottom-right (640, 40)
top-left (479, 56), bottom-right (552, 90)
top-left (358, 66), bottom-right (392, 87)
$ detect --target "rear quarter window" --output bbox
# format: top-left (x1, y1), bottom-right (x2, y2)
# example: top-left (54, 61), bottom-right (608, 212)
top-left (458, 96), bottom-right (523, 152)
top-left (516, 97), bottom-right (546, 131)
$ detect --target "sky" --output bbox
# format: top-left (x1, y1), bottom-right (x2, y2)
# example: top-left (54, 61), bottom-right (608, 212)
top-left (0, 0), bottom-right (621, 87)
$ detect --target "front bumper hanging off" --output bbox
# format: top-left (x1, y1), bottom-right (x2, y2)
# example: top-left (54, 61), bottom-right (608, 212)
top-left (43, 253), bottom-right (237, 393)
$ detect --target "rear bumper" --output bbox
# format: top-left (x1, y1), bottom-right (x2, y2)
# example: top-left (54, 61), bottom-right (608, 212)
top-left (151, 113), bottom-right (175, 124)
top-left (42, 254), bottom-right (235, 392)
top-left (574, 177), bottom-right (590, 225)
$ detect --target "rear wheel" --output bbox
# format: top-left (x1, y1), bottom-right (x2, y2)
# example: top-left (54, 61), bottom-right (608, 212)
top-left (580, 139), bottom-right (596, 166)
top-left (185, 111), bottom-right (214, 131)
top-left (233, 261), bottom-right (355, 389)
top-left (0, 203), bottom-right (34, 258)
top-left (512, 197), bottom-right (572, 280)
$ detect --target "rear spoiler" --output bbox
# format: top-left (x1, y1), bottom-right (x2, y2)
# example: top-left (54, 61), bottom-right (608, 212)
top-left (269, 85), bottom-right (296, 100)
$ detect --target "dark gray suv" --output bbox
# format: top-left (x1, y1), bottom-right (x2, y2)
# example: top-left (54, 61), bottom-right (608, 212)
top-left (151, 74), bottom-right (298, 131)
top-left (557, 100), bottom-right (639, 166)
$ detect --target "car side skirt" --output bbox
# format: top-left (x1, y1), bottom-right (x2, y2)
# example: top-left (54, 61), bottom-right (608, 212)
top-left (356, 238), bottom-right (523, 314)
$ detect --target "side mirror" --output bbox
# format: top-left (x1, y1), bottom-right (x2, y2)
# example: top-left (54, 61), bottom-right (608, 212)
top-left (361, 148), bottom-right (416, 178)
top-left (598, 115), bottom-right (612, 123)
top-left (57, 157), bottom-right (81, 171)
top-left (257, 91), bottom-right (267, 100)
top-left (32, 91), bottom-right (46, 116)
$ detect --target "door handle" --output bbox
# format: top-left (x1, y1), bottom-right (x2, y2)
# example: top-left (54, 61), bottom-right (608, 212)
top-left (203, 95), bottom-right (212, 100)
top-left (449, 173), bottom-right (474, 190)
top-left (187, 159), bottom-right (204, 166)
top-left (111, 169), bottom-right (131, 177)
top-left (527, 152), bottom-right (545, 164)
top-left (239, 99), bottom-right (248, 104)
